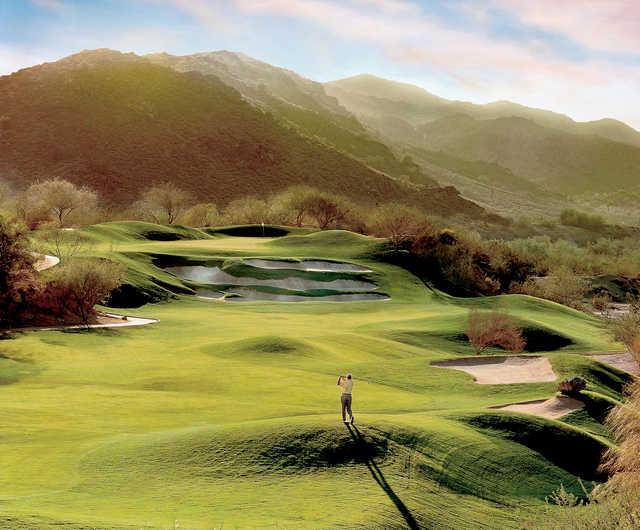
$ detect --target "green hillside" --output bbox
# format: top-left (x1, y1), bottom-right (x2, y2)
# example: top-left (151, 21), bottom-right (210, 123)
top-left (326, 74), bottom-right (640, 198)
top-left (0, 50), bottom-right (456, 211)
top-left (0, 222), bottom-right (626, 529)
top-left (146, 52), bottom-right (437, 186)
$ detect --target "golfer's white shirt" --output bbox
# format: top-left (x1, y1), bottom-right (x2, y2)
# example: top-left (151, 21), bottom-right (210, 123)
top-left (341, 379), bottom-right (353, 394)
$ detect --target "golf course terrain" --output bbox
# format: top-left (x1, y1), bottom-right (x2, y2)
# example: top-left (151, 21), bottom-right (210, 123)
top-left (0, 222), bottom-right (630, 529)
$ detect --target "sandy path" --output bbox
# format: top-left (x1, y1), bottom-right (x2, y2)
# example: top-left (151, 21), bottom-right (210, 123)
top-left (590, 352), bottom-right (639, 375)
top-left (243, 259), bottom-right (371, 273)
top-left (33, 254), bottom-right (60, 272)
top-left (432, 356), bottom-right (557, 384)
top-left (491, 396), bottom-right (583, 419)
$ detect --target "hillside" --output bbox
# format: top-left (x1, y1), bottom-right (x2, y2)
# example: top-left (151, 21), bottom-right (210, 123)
top-left (326, 74), bottom-right (640, 147)
top-left (0, 50), bottom-right (471, 213)
top-left (326, 74), bottom-right (640, 203)
top-left (146, 52), bottom-right (435, 186)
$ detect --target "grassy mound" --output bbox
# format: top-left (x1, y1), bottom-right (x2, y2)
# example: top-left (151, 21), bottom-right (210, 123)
top-left (462, 412), bottom-right (610, 481)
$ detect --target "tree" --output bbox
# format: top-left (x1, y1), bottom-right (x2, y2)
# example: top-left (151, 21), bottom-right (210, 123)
top-left (466, 309), bottom-right (525, 355)
top-left (223, 196), bottom-right (272, 225)
top-left (0, 218), bottom-right (37, 326)
top-left (274, 185), bottom-right (318, 227)
top-left (27, 179), bottom-right (97, 227)
top-left (137, 183), bottom-right (193, 225)
top-left (43, 259), bottom-right (125, 326)
top-left (39, 229), bottom-right (92, 262)
top-left (370, 203), bottom-right (432, 249)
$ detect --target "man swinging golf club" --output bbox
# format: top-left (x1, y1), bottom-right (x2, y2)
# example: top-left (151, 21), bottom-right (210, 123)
top-left (337, 373), bottom-right (354, 424)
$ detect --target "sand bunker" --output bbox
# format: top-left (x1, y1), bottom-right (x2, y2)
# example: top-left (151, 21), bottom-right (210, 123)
top-left (243, 259), bottom-right (371, 273)
top-left (590, 352), bottom-right (639, 375)
top-left (491, 396), bottom-right (584, 419)
top-left (432, 356), bottom-right (557, 384)
top-left (166, 266), bottom-right (377, 292)
top-left (195, 289), bottom-right (226, 300)
top-left (34, 254), bottom-right (60, 272)
top-left (2, 313), bottom-right (158, 332)
top-left (225, 288), bottom-right (390, 302)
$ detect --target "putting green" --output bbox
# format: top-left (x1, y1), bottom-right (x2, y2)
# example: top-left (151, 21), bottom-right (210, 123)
top-left (1, 222), bottom-right (627, 529)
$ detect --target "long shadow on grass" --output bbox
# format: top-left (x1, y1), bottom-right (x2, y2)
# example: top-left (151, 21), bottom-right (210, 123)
top-left (347, 424), bottom-right (419, 530)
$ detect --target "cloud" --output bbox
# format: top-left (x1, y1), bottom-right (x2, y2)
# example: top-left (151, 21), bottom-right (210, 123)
top-left (489, 0), bottom-right (640, 55)
top-left (31, 0), bottom-right (65, 10)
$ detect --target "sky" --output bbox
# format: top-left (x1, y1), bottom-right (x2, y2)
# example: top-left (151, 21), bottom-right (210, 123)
top-left (1, 0), bottom-right (639, 128)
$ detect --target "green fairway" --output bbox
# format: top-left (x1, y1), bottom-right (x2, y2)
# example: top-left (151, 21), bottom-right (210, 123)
top-left (1, 222), bottom-right (626, 529)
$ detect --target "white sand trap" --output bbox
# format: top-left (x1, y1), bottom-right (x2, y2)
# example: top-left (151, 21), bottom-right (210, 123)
top-left (1, 313), bottom-right (158, 332)
top-left (166, 266), bottom-right (377, 292)
top-left (33, 254), bottom-right (60, 272)
top-left (243, 258), bottom-right (371, 273)
top-left (432, 356), bottom-right (557, 384)
top-left (225, 288), bottom-right (390, 302)
top-left (195, 289), bottom-right (226, 300)
top-left (491, 396), bottom-right (584, 419)
top-left (590, 352), bottom-right (639, 375)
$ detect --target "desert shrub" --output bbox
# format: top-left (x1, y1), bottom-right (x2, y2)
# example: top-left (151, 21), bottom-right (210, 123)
top-left (560, 208), bottom-right (606, 231)
top-left (608, 306), bottom-right (640, 359)
top-left (26, 178), bottom-right (98, 227)
top-left (136, 182), bottom-right (193, 225)
top-left (399, 228), bottom-right (537, 296)
top-left (558, 376), bottom-right (587, 396)
top-left (520, 268), bottom-right (589, 308)
top-left (39, 259), bottom-right (125, 326)
top-left (465, 309), bottom-right (525, 355)
top-left (592, 292), bottom-right (612, 312)
top-left (369, 203), bottom-right (432, 249)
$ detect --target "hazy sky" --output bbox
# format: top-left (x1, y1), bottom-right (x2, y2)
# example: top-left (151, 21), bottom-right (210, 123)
top-left (2, 0), bottom-right (639, 128)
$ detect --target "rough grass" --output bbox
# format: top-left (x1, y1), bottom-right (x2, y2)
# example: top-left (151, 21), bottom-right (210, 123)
top-left (3, 222), bottom-right (625, 529)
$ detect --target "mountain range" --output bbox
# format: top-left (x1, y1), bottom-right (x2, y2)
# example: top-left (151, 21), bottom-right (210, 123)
top-left (2, 48), bottom-right (639, 220)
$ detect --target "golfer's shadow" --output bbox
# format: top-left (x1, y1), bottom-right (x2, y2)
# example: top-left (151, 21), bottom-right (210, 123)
top-left (346, 424), bottom-right (420, 530)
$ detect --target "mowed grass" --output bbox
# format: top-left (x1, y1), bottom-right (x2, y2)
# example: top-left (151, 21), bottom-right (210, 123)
top-left (1, 223), bottom-right (624, 529)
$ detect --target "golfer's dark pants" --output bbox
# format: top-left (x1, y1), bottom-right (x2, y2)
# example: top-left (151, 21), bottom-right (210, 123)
top-left (341, 393), bottom-right (352, 420)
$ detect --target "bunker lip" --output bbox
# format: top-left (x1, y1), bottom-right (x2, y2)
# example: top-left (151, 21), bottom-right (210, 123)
top-left (590, 352), bottom-right (639, 375)
top-left (243, 258), bottom-right (372, 273)
top-left (490, 396), bottom-right (584, 419)
top-left (224, 289), bottom-right (391, 302)
top-left (432, 355), bottom-right (557, 384)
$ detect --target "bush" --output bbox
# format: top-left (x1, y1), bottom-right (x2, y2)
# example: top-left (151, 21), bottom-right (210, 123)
top-left (560, 208), bottom-right (606, 231)
top-left (466, 309), bottom-right (525, 355)
top-left (39, 259), bottom-right (125, 326)
top-left (609, 306), bottom-right (640, 359)
top-left (558, 376), bottom-right (587, 396)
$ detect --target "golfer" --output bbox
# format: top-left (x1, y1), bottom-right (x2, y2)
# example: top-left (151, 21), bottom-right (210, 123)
top-left (337, 373), bottom-right (354, 424)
